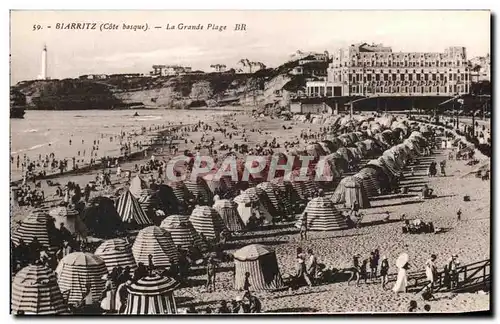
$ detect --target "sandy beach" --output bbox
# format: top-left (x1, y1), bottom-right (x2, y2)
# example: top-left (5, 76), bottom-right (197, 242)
top-left (10, 111), bottom-right (490, 314)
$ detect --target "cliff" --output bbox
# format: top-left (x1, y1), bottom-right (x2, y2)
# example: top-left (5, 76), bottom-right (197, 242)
top-left (13, 58), bottom-right (325, 111)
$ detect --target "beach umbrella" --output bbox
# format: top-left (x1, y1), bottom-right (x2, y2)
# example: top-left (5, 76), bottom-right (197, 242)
top-left (331, 176), bottom-right (370, 209)
top-left (160, 215), bottom-right (208, 252)
top-left (354, 169), bottom-right (381, 197)
top-left (81, 196), bottom-right (123, 239)
top-left (129, 175), bottom-right (148, 199)
top-left (138, 189), bottom-right (161, 221)
top-left (49, 205), bottom-right (88, 240)
top-left (132, 226), bottom-right (179, 268)
top-left (55, 252), bottom-right (107, 306)
top-left (94, 238), bottom-right (137, 273)
top-left (11, 264), bottom-right (68, 315)
top-left (116, 190), bottom-right (153, 226)
top-left (233, 244), bottom-right (285, 291)
top-left (165, 181), bottom-right (192, 205)
top-left (12, 210), bottom-right (59, 250)
top-left (295, 197), bottom-right (348, 231)
top-left (212, 199), bottom-right (245, 232)
top-left (124, 274), bottom-right (179, 314)
top-left (189, 205), bottom-right (228, 241)
top-left (395, 253), bottom-right (410, 268)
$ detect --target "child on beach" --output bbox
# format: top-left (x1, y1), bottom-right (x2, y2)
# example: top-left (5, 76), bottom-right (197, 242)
top-left (243, 272), bottom-right (251, 292)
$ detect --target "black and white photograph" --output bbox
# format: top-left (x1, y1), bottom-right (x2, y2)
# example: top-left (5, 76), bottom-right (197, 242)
top-left (8, 10), bottom-right (491, 315)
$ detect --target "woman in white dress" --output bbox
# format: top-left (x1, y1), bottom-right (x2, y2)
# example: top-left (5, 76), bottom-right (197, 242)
top-left (393, 253), bottom-right (410, 293)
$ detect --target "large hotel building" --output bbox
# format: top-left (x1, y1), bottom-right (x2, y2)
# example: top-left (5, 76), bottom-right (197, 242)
top-left (306, 43), bottom-right (471, 98)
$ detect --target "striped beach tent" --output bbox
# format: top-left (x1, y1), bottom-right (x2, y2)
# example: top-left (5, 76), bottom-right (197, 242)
top-left (138, 189), bottom-right (160, 221)
top-left (233, 244), bottom-right (285, 292)
top-left (257, 182), bottom-right (285, 218)
top-left (270, 177), bottom-right (297, 215)
top-left (295, 197), bottom-right (348, 231)
top-left (49, 205), bottom-right (88, 240)
top-left (160, 215), bottom-right (208, 252)
top-left (55, 252), bottom-right (108, 306)
top-left (116, 190), bottom-right (153, 226)
top-left (81, 196), bottom-right (123, 239)
top-left (212, 199), bottom-right (245, 232)
top-left (132, 226), bottom-right (179, 268)
top-left (189, 205), bottom-right (228, 241)
top-left (331, 176), bottom-right (371, 209)
top-left (12, 210), bottom-right (58, 250)
top-left (124, 275), bottom-right (179, 315)
top-left (11, 264), bottom-right (68, 315)
top-left (245, 186), bottom-right (277, 216)
top-left (166, 181), bottom-right (192, 205)
top-left (354, 169), bottom-right (381, 197)
top-left (95, 238), bottom-right (137, 273)
top-left (158, 183), bottom-right (188, 215)
top-left (129, 175), bottom-right (148, 199)
top-left (185, 176), bottom-right (213, 205)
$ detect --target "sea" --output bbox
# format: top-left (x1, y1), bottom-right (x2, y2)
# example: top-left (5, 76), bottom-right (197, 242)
top-left (9, 109), bottom-right (230, 180)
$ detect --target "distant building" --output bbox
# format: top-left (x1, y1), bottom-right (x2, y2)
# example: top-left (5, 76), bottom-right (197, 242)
top-left (210, 64), bottom-right (227, 73)
top-left (306, 43), bottom-right (471, 97)
top-left (150, 65), bottom-right (193, 76)
top-left (289, 50), bottom-right (329, 63)
top-left (79, 74), bottom-right (108, 80)
top-left (236, 60), bottom-right (265, 74)
top-left (469, 54), bottom-right (490, 82)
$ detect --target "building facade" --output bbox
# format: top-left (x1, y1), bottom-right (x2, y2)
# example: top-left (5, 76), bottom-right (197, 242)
top-left (306, 43), bottom-right (471, 97)
top-left (150, 65), bottom-right (192, 76)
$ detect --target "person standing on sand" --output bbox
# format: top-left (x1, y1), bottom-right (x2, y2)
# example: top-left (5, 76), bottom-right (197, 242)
top-left (425, 254), bottom-right (438, 292)
top-left (380, 256), bottom-right (389, 289)
top-left (393, 256), bottom-right (409, 293)
top-left (347, 254), bottom-right (361, 286)
top-left (299, 212), bottom-right (308, 241)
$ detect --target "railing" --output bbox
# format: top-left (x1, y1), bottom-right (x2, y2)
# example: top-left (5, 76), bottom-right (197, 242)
top-left (409, 259), bottom-right (490, 294)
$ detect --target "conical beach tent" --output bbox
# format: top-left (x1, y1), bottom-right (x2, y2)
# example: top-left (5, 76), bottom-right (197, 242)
top-left (160, 215), bottom-right (208, 252)
top-left (132, 226), bottom-right (179, 268)
top-left (49, 205), bottom-right (88, 240)
top-left (295, 197), bottom-right (348, 231)
top-left (212, 199), bottom-right (244, 232)
top-left (116, 190), bottom-right (153, 226)
top-left (124, 275), bottom-right (179, 314)
top-left (331, 176), bottom-right (370, 209)
top-left (11, 264), bottom-right (68, 314)
top-left (189, 205), bottom-right (228, 240)
top-left (95, 238), bottom-right (137, 273)
top-left (129, 175), bottom-right (148, 199)
top-left (12, 210), bottom-right (59, 250)
top-left (81, 196), bottom-right (122, 239)
top-left (55, 252), bottom-right (107, 306)
top-left (233, 244), bottom-right (285, 291)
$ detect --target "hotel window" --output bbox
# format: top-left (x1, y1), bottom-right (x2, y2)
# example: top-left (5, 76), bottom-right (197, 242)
top-left (384, 74), bottom-right (388, 81)
top-left (409, 74), bottom-right (413, 81)
top-left (424, 74), bottom-right (429, 81)
top-left (392, 73), bottom-right (396, 80)
top-left (444, 86), bottom-right (447, 93)
top-left (367, 74), bottom-right (372, 81)
top-left (375, 74), bottom-right (380, 81)
top-left (453, 74), bottom-right (457, 81)
top-left (440, 73), bottom-right (444, 80)
top-left (416, 74), bottom-right (421, 81)
top-left (396, 86), bottom-right (400, 92)
top-left (465, 74), bottom-right (468, 81)
top-left (421, 87), bottom-right (425, 93)
top-left (351, 86), bottom-right (356, 93)
top-left (432, 74), bottom-right (436, 81)
top-left (400, 74), bottom-right (405, 80)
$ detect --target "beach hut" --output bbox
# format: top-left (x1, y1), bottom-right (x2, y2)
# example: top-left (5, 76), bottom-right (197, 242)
top-left (233, 191), bottom-right (271, 225)
top-left (245, 186), bottom-right (277, 217)
top-left (331, 176), bottom-right (371, 209)
top-left (95, 238), bottom-right (137, 273)
top-left (270, 177), bottom-right (296, 216)
top-left (132, 226), bottom-right (179, 268)
top-left (185, 176), bottom-right (213, 205)
top-left (129, 175), bottom-right (148, 199)
top-left (116, 190), bottom-right (153, 226)
top-left (124, 274), bottom-right (179, 314)
top-left (212, 199), bottom-right (245, 232)
top-left (160, 215), bottom-right (208, 252)
top-left (257, 182), bottom-right (286, 218)
top-left (55, 252), bottom-right (107, 306)
top-left (11, 264), bottom-right (68, 315)
top-left (295, 197), bottom-right (348, 231)
top-left (81, 196), bottom-right (123, 238)
top-left (12, 210), bottom-right (59, 250)
top-left (189, 205), bottom-right (228, 241)
top-left (158, 183), bottom-right (189, 215)
top-left (354, 169), bottom-right (381, 197)
top-left (233, 244), bottom-right (285, 291)
top-left (49, 205), bottom-right (88, 240)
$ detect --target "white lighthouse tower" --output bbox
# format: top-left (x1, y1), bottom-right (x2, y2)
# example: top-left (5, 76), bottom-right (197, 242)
top-left (40, 44), bottom-right (48, 80)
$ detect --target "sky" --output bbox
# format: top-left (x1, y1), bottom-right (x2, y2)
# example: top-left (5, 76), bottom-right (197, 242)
top-left (10, 10), bottom-right (491, 84)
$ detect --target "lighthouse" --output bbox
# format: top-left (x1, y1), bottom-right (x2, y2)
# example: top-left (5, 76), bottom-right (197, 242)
top-left (40, 44), bottom-right (47, 80)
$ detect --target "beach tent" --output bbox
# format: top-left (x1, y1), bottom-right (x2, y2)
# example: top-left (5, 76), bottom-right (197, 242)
top-left (257, 182), bottom-right (286, 218)
top-left (124, 274), bottom-right (179, 314)
top-left (245, 186), bottom-right (277, 218)
top-left (270, 177), bottom-right (297, 216)
top-left (367, 159), bottom-right (396, 182)
top-left (185, 177), bottom-right (213, 205)
top-left (295, 197), bottom-right (348, 231)
top-left (289, 169), bottom-right (320, 201)
top-left (160, 215), bottom-right (208, 252)
top-left (132, 226), bottom-right (179, 268)
top-left (354, 169), bottom-right (382, 197)
top-left (129, 175), bottom-right (148, 199)
top-left (331, 176), bottom-right (371, 209)
top-left (336, 147), bottom-right (354, 163)
top-left (305, 143), bottom-right (326, 161)
top-left (212, 199), bottom-right (245, 232)
top-left (95, 238), bottom-right (137, 273)
top-left (318, 140), bottom-right (337, 155)
top-left (202, 171), bottom-right (225, 195)
top-left (12, 210), bottom-right (59, 250)
top-left (166, 181), bottom-right (192, 205)
top-left (81, 196), bottom-right (123, 238)
top-left (326, 153), bottom-right (349, 174)
top-left (158, 183), bottom-right (189, 215)
top-left (233, 191), bottom-right (273, 224)
top-left (11, 264), bottom-right (68, 315)
top-left (233, 244), bottom-right (285, 291)
top-left (55, 252), bottom-right (107, 306)
top-left (189, 206), bottom-right (228, 241)
top-left (49, 205), bottom-right (88, 240)
top-left (116, 190), bottom-right (153, 226)
top-left (138, 189), bottom-right (161, 221)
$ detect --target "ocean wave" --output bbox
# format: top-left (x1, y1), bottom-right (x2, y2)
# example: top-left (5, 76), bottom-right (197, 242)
top-left (132, 116), bottom-right (162, 121)
top-left (23, 129), bottom-right (38, 133)
top-left (12, 141), bottom-right (58, 155)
